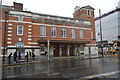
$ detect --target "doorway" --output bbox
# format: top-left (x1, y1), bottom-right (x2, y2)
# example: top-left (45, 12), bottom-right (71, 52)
top-left (53, 45), bottom-right (60, 57)
top-left (69, 45), bottom-right (74, 56)
top-left (61, 44), bottom-right (67, 56)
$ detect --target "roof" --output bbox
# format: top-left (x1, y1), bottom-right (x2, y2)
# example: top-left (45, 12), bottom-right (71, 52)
top-left (3, 4), bottom-right (91, 27)
top-left (95, 8), bottom-right (120, 20)
top-left (9, 10), bottom-right (91, 27)
top-left (81, 5), bottom-right (94, 10)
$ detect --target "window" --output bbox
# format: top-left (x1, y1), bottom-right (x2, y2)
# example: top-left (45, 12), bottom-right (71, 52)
top-left (61, 28), bottom-right (66, 38)
top-left (16, 42), bottom-right (24, 48)
top-left (18, 15), bottom-right (23, 21)
top-left (51, 26), bottom-right (56, 37)
top-left (40, 25), bottom-right (46, 37)
top-left (71, 29), bottom-right (75, 38)
top-left (41, 46), bottom-right (44, 52)
top-left (17, 25), bottom-right (23, 35)
top-left (80, 29), bottom-right (84, 38)
top-left (87, 10), bottom-right (91, 16)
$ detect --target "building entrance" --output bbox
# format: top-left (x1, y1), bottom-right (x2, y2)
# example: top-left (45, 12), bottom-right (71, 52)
top-left (61, 45), bottom-right (67, 56)
top-left (16, 42), bottom-right (25, 59)
top-left (53, 45), bottom-right (60, 57)
top-left (69, 45), bottom-right (74, 56)
top-left (16, 48), bottom-right (25, 59)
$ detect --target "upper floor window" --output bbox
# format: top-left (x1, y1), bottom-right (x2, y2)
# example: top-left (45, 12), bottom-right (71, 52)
top-left (61, 28), bottom-right (66, 38)
top-left (71, 29), bottom-right (75, 38)
top-left (17, 25), bottom-right (23, 35)
top-left (18, 15), bottom-right (23, 21)
top-left (80, 29), bottom-right (84, 38)
top-left (87, 10), bottom-right (91, 16)
top-left (40, 25), bottom-right (46, 37)
top-left (51, 26), bottom-right (56, 37)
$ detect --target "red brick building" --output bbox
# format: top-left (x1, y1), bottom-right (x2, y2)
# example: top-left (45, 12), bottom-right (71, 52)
top-left (0, 2), bottom-right (96, 58)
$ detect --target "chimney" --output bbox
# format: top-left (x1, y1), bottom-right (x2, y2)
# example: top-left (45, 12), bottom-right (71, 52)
top-left (74, 6), bottom-right (80, 12)
top-left (13, 2), bottom-right (23, 10)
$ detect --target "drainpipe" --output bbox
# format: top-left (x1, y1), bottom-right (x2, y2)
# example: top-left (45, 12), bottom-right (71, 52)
top-left (3, 12), bottom-right (8, 61)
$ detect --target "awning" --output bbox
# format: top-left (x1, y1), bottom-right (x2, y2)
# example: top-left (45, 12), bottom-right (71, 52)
top-left (38, 39), bottom-right (90, 44)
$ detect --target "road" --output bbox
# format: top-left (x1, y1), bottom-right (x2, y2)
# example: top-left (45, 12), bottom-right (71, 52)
top-left (2, 56), bottom-right (119, 79)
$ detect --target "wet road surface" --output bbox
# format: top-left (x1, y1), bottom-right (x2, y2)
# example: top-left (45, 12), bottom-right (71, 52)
top-left (2, 56), bottom-right (119, 79)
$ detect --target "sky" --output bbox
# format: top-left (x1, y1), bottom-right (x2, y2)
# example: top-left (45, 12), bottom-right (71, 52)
top-left (2, 0), bottom-right (120, 18)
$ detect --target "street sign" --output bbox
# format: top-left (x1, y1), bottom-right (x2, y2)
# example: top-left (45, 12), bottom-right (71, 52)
top-left (47, 43), bottom-right (50, 46)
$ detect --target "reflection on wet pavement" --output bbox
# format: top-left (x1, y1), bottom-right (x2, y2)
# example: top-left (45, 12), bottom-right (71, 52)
top-left (2, 56), bottom-right (119, 79)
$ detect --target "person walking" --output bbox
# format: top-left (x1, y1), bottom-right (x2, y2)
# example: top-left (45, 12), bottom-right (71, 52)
top-left (29, 51), bottom-right (32, 60)
top-left (25, 52), bottom-right (29, 63)
top-left (8, 53), bottom-right (12, 64)
top-left (13, 51), bottom-right (17, 63)
top-left (18, 52), bottom-right (21, 62)
top-left (32, 52), bottom-right (35, 61)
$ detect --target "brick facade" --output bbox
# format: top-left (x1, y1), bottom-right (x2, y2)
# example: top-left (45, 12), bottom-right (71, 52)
top-left (0, 3), bottom-right (97, 58)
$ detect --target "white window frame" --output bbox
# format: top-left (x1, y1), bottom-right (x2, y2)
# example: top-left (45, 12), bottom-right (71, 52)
top-left (61, 28), bottom-right (66, 38)
top-left (80, 29), bottom-right (84, 38)
top-left (17, 25), bottom-right (23, 35)
top-left (71, 29), bottom-right (75, 38)
top-left (51, 26), bottom-right (56, 37)
top-left (87, 9), bottom-right (91, 16)
top-left (18, 15), bottom-right (23, 21)
top-left (40, 25), bottom-right (46, 37)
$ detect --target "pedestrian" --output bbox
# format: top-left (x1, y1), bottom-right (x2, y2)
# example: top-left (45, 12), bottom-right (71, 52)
top-left (29, 51), bottom-right (32, 57)
top-left (32, 52), bottom-right (35, 61)
top-left (8, 53), bottom-right (12, 64)
top-left (25, 52), bottom-right (29, 63)
top-left (18, 52), bottom-right (21, 62)
top-left (13, 51), bottom-right (17, 63)
top-left (29, 51), bottom-right (32, 60)
top-left (45, 51), bottom-right (47, 55)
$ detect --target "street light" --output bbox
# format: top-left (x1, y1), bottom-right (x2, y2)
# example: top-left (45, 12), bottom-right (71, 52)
top-left (99, 9), bottom-right (104, 58)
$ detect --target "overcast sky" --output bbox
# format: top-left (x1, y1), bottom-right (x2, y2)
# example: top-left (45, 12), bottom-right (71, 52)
top-left (2, 0), bottom-right (120, 17)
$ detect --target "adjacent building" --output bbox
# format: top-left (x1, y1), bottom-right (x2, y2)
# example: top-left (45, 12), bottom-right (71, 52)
top-left (95, 2), bottom-right (120, 49)
top-left (0, 2), bottom-right (96, 58)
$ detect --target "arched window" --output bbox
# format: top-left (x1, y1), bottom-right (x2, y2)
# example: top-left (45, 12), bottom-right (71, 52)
top-left (17, 25), bottom-right (23, 35)
top-left (16, 42), bottom-right (24, 48)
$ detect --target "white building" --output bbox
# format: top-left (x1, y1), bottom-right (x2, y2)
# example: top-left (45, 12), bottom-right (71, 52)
top-left (95, 2), bottom-right (120, 49)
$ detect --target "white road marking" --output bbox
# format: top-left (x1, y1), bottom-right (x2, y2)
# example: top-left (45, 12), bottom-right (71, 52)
top-left (81, 71), bottom-right (120, 79)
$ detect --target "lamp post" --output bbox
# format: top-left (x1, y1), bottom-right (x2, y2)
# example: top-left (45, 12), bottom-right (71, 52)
top-left (47, 39), bottom-right (50, 61)
top-left (99, 9), bottom-right (104, 58)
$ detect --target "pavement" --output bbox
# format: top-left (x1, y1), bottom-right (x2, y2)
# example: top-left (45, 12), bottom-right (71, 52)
top-left (1, 54), bottom-right (119, 79)
top-left (0, 54), bottom-right (115, 66)
top-left (0, 54), bottom-right (116, 66)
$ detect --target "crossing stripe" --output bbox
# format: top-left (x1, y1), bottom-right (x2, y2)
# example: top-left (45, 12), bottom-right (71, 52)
top-left (81, 71), bottom-right (120, 79)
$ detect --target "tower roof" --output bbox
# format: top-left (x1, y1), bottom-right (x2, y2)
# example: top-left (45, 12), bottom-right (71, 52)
top-left (81, 5), bottom-right (94, 10)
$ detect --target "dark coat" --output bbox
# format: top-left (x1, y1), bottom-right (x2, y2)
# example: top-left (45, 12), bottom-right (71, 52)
top-left (8, 53), bottom-right (12, 58)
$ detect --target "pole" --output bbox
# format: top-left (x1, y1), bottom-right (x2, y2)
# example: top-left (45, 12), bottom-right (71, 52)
top-left (2, 12), bottom-right (8, 61)
top-left (99, 9), bottom-right (104, 58)
top-left (47, 39), bottom-right (50, 60)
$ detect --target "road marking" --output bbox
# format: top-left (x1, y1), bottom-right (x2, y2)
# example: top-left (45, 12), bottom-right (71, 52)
top-left (6, 69), bottom-right (60, 78)
top-left (66, 65), bottom-right (100, 70)
top-left (81, 71), bottom-right (120, 79)
top-left (6, 65), bottom-right (21, 68)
